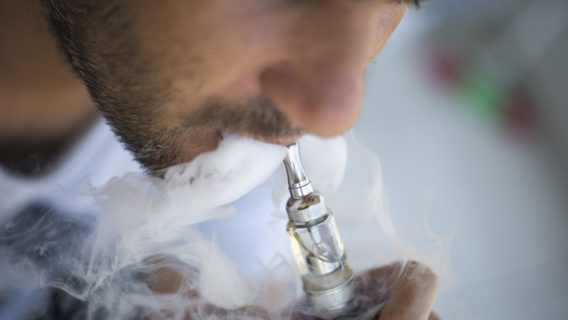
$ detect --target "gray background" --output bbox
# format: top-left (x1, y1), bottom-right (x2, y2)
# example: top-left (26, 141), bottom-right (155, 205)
top-left (355, 1), bottom-right (568, 318)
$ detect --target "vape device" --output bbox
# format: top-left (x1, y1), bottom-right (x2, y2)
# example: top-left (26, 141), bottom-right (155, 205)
top-left (283, 143), bottom-right (358, 318)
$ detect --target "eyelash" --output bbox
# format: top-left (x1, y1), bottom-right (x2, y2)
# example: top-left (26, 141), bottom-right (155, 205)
top-left (405, 0), bottom-right (424, 8)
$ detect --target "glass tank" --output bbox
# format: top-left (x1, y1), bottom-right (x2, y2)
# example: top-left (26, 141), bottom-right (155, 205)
top-left (287, 211), bottom-right (352, 292)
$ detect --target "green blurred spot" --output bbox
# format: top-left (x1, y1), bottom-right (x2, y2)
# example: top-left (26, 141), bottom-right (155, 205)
top-left (460, 68), bottom-right (506, 124)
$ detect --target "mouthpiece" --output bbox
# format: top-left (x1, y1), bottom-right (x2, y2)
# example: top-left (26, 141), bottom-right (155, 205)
top-left (283, 143), bottom-right (314, 199)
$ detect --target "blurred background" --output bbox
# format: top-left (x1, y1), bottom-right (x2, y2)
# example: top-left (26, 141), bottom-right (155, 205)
top-left (355, 0), bottom-right (568, 319)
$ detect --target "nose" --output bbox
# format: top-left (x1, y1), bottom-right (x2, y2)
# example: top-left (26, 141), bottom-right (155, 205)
top-left (259, 2), bottom-right (381, 137)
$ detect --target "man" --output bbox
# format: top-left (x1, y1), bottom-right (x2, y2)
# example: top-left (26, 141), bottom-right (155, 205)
top-left (0, 0), bottom-right (438, 319)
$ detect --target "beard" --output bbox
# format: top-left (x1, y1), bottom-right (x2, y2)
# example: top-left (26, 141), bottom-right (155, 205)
top-left (103, 94), bottom-right (302, 173)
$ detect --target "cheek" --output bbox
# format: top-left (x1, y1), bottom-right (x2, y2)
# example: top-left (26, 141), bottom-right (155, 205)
top-left (165, 2), bottom-right (291, 104)
top-left (128, 1), bottom-right (271, 118)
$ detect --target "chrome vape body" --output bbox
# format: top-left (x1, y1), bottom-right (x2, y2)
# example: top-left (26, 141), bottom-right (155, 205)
top-left (283, 143), bottom-right (356, 318)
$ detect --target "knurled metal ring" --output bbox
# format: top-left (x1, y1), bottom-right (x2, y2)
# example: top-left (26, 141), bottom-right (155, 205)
top-left (307, 278), bottom-right (356, 314)
top-left (288, 200), bottom-right (328, 223)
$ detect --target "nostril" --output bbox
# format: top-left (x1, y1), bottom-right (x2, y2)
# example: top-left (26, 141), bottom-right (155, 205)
top-left (260, 63), bottom-right (364, 137)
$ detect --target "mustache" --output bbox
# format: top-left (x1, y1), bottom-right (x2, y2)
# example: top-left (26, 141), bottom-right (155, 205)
top-left (132, 96), bottom-right (302, 174)
top-left (181, 95), bottom-right (303, 139)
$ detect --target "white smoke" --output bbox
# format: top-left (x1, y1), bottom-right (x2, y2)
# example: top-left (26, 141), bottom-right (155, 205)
top-left (0, 133), bottom-right (450, 319)
top-left (79, 134), bottom-right (289, 317)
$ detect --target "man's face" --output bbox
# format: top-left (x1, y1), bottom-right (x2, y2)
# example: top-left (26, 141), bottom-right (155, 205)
top-left (44, 0), bottom-right (410, 172)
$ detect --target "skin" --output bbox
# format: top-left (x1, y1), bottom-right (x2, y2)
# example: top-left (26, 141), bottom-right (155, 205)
top-left (0, 0), bottom-right (438, 318)
top-left (39, 0), bottom-right (411, 171)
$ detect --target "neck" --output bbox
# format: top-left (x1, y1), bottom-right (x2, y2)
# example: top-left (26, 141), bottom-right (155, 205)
top-left (0, 0), bottom-right (98, 175)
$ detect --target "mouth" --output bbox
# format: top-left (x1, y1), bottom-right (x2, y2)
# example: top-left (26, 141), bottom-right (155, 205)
top-left (225, 126), bottom-right (303, 147)
top-left (148, 127), bottom-right (303, 176)
top-left (251, 133), bottom-right (303, 146)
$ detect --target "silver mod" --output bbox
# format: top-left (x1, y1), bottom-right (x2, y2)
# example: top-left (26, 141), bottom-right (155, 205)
top-left (283, 143), bottom-right (356, 318)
